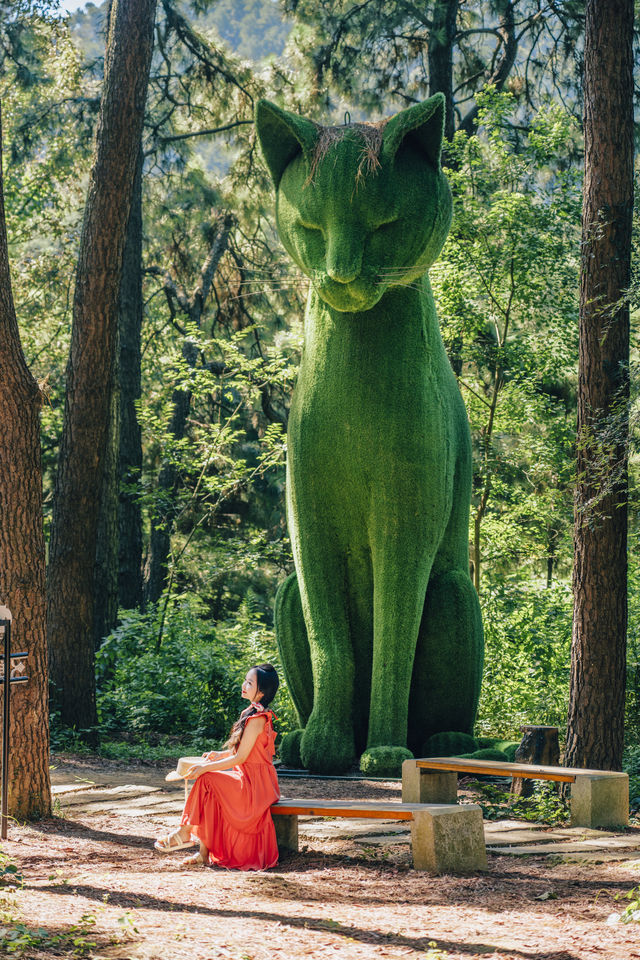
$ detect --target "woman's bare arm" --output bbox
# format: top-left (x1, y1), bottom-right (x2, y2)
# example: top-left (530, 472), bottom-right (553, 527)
top-left (187, 716), bottom-right (267, 777)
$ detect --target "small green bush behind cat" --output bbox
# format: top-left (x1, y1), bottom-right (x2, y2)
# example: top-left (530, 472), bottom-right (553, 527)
top-left (256, 94), bottom-right (483, 775)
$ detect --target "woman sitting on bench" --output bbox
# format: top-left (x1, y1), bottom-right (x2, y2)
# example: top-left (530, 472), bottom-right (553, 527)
top-left (154, 663), bottom-right (280, 869)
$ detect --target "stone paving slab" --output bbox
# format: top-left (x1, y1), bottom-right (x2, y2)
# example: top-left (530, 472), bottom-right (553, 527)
top-left (490, 836), bottom-right (640, 855)
top-left (551, 851), bottom-right (640, 864)
top-left (484, 829), bottom-right (579, 846)
top-left (300, 820), bottom-right (409, 838)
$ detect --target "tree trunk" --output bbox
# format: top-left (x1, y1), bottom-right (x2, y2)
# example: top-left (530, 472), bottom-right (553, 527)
top-left (511, 725), bottom-right (560, 799)
top-left (428, 0), bottom-right (458, 141)
top-left (565, 0), bottom-right (633, 772)
top-left (0, 107), bottom-right (51, 819)
top-left (47, 0), bottom-right (157, 732)
top-left (118, 147), bottom-right (144, 611)
top-left (93, 367), bottom-right (120, 647)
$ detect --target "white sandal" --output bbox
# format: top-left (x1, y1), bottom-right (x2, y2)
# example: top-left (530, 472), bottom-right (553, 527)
top-left (153, 829), bottom-right (194, 853)
top-left (181, 851), bottom-right (206, 868)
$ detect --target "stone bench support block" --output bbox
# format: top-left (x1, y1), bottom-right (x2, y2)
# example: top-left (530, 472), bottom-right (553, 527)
top-left (273, 813), bottom-right (298, 852)
top-left (571, 774), bottom-right (629, 829)
top-left (411, 804), bottom-right (487, 874)
top-left (402, 758), bottom-right (457, 804)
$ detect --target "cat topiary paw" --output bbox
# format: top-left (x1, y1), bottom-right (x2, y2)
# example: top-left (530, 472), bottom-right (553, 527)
top-left (300, 716), bottom-right (355, 774)
top-left (279, 729), bottom-right (304, 768)
top-left (359, 746), bottom-right (413, 778)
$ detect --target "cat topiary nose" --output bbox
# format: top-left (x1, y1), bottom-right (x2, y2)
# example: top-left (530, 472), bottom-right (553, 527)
top-left (327, 266), bottom-right (358, 284)
top-left (326, 243), bottom-right (362, 284)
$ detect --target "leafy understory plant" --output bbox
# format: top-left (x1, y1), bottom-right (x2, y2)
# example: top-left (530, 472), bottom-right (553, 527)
top-left (0, 914), bottom-right (98, 956)
top-left (473, 781), bottom-right (570, 825)
top-left (606, 887), bottom-right (640, 925)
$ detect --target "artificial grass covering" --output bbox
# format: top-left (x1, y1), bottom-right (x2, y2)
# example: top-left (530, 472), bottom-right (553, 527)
top-left (257, 94), bottom-right (484, 776)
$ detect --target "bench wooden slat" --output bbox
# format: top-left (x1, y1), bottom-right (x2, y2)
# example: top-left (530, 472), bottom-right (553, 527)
top-left (272, 799), bottom-right (424, 820)
top-left (416, 757), bottom-right (577, 782)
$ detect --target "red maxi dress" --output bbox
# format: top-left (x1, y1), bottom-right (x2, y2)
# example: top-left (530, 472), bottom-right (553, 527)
top-left (181, 710), bottom-right (280, 870)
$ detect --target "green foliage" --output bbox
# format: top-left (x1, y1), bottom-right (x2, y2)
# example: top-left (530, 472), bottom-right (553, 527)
top-left (434, 90), bottom-right (581, 591)
top-left (475, 578), bottom-right (572, 739)
top-left (475, 739), bottom-right (520, 762)
top-left (0, 914), bottom-right (98, 956)
top-left (612, 887), bottom-right (640, 925)
top-left (421, 733), bottom-right (520, 760)
top-left (281, 1), bottom-right (582, 126)
top-left (473, 781), bottom-right (570, 825)
top-left (0, 851), bottom-right (22, 890)
top-left (96, 604), bottom-right (242, 740)
top-left (623, 745), bottom-right (640, 814)
top-left (359, 746), bottom-right (413, 779)
top-left (92, 598), bottom-right (297, 744)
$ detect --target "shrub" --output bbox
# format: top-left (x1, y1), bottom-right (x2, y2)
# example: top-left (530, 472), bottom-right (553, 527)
top-left (460, 748), bottom-right (508, 762)
top-left (279, 729), bottom-right (304, 768)
top-left (423, 731), bottom-right (477, 756)
top-left (96, 604), bottom-right (243, 741)
top-left (359, 746), bottom-right (413, 778)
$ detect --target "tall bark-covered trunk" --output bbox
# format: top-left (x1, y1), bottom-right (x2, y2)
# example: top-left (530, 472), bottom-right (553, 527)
top-left (93, 369), bottom-right (120, 646)
top-left (428, 0), bottom-right (458, 141)
top-left (565, 0), bottom-right (633, 772)
top-left (47, 0), bottom-right (157, 731)
top-left (0, 108), bottom-right (51, 819)
top-left (118, 147), bottom-right (144, 611)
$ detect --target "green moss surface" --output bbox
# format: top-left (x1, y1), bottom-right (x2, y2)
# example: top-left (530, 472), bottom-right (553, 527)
top-left (423, 731), bottom-right (478, 757)
top-left (359, 746), bottom-right (413, 779)
top-left (258, 95), bottom-right (484, 774)
top-left (476, 737), bottom-right (520, 762)
top-left (460, 748), bottom-right (509, 762)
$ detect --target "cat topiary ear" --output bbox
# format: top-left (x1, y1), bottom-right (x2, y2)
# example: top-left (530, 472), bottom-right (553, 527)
top-left (255, 100), bottom-right (318, 188)
top-left (382, 93), bottom-right (446, 169)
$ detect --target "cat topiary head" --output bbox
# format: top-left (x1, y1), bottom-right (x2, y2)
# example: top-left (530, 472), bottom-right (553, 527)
top-left (255, 94), bottom-right (452, 314)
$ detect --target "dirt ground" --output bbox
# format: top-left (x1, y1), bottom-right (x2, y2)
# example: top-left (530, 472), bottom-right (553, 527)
top-left (1, 756), bottom-right (639, 960)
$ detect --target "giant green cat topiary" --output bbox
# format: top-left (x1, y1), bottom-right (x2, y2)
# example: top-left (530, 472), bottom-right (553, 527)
top-left (256, 94), bottom-right (484, 775)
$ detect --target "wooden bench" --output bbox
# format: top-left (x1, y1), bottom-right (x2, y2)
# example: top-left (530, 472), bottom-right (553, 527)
top-left (402, 757), bottom-right (629, 829)
top-left (271, 798), bottom-right (487, 874)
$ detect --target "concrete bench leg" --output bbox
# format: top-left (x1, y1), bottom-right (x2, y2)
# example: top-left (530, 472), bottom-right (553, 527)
top-left (570, 774), bottom-right (629, 829)
top-left (274, 814), bottom-right (298, 853)
top-left (411, 804), bottom-right (487, 874)
top-left (402, 759), bottom-right (457, 804)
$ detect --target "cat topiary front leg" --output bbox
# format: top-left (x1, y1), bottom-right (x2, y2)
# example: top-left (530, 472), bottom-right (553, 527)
top-left (364, 498), bottom-right (435, 760)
